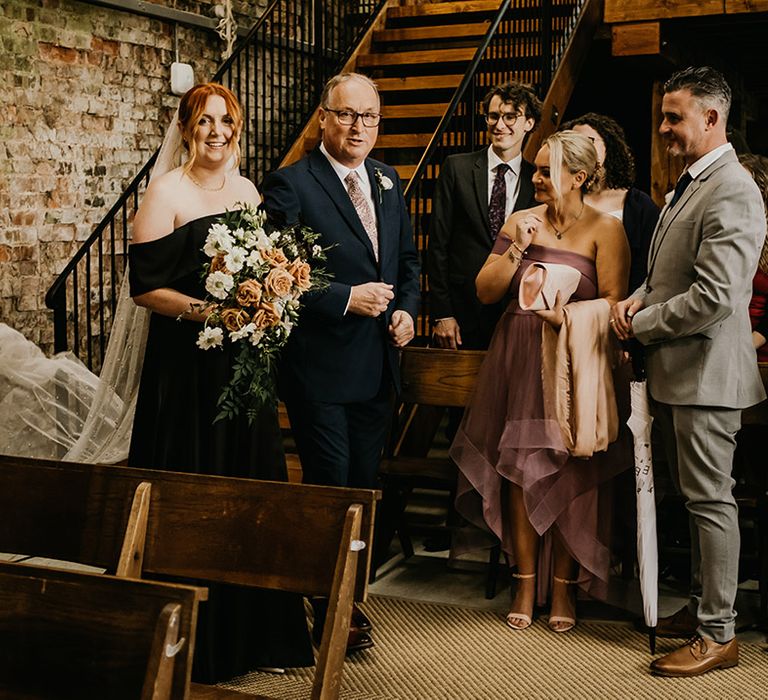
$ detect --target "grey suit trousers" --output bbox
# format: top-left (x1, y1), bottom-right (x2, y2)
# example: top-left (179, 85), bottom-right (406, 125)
top-left (651, 399), bottom-right (742, 642)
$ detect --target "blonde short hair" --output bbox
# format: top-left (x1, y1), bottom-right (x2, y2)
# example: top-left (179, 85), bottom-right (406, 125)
top-left (542, 130), bottom-right (599, 210)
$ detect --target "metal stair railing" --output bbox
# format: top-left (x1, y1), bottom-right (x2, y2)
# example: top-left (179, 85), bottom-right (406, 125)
top-left (45, 0), bottom-right (386, 371)
top-left (404, 0), bottom-right (589, 338)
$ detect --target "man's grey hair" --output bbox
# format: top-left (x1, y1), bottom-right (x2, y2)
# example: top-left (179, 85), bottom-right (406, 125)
top-left (664, 66), bottom-right (731, 121)
top-left (320, 72), bottom-right (380, 109)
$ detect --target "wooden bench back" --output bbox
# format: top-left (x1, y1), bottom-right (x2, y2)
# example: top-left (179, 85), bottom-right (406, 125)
top-left (0, 561), bottom-right (204, 700)
top-left (0, 455), bottom-right (377, 600)
top-left (399, 347), bottom-right (486, 407)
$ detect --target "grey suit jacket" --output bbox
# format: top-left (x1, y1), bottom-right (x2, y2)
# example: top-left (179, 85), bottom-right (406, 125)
top-left (631, 148), bottom-right (766, 408)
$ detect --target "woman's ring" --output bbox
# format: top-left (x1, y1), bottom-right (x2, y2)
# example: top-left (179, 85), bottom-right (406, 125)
top-left (609, 319), bottom-right (615, 324)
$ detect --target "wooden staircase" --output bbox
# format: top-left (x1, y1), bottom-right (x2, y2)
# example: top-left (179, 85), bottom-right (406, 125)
top-left (281, 0), bottom-right (593, 334)
top-left (286, 1), bottom-right (580, 181)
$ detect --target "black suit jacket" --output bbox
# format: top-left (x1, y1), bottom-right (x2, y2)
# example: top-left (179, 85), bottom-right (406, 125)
top-left (427, 149), bottom-right (536, 348)
top-left (262, 149), bottom-right (421, 403)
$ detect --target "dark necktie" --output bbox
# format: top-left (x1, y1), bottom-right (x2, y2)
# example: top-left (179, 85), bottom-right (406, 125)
top-left (669, 171), bottom-right (693, 208)
top-left (488, 163), bottom-right (510, 240)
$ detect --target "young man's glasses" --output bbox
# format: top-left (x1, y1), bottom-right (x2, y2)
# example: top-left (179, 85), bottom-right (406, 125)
top-left (485, 111), bottom-right (526, 127)
top-left (325, 109), bottom-right (382, 127)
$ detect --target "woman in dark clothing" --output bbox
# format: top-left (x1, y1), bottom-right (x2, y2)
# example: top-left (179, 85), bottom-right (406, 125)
top-left (562, 113), bottom-right (659, 294)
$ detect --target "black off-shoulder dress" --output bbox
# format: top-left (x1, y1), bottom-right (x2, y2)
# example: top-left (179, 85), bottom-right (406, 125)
top-left (128, 213), bottom-right (313, 683)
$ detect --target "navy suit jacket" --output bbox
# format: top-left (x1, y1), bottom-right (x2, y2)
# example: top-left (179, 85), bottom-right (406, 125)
top-left (262, 148), bottom-right (421, 403)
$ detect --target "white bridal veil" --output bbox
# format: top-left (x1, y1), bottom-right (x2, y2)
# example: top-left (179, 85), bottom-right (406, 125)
top-left (0, 108), bottom-right (184, 463)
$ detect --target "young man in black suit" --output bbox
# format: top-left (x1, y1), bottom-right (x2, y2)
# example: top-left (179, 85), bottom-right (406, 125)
top-left (262, 72), bottom-right (420, 653)
top-left (428, 81), bottom-right (542, 350)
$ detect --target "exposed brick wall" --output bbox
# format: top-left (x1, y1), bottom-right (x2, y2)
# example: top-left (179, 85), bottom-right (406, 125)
top-left (0, 0), bottom-right (267, 351)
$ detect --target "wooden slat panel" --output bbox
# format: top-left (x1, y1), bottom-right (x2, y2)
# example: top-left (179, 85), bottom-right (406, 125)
top-left (387, 0), bottom-right (502, 18)
top-left (373, 21), bottom-right (491, 43)
top-left (357, 47), bottom-right (477, 67)
top-left (604, 0), bottom-right (724, 23)
top-left (383, 103), bottom-right (448, 118)
top-left (375, 133), bottom-right (433, 148)
top-left (376, 74), bottom-right (464, 92)
top-left (611, 21), bottom-right (661, 56)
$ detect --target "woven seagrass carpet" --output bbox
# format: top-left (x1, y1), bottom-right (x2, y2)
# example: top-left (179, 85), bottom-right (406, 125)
top-left (219, 595), bottom-right (768, 700)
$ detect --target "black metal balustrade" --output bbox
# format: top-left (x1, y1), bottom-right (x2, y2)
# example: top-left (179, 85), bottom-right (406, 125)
top-left (45, 0), bottom-right (385, 371)
top-left (403, 0), bottom-right (588, 338)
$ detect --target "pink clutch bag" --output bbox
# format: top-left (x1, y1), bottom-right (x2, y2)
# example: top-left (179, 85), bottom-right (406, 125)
top-left (518, 262), bottom-right (582, 311)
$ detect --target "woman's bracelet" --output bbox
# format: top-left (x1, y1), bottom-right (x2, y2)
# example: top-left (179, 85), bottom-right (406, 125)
top-left (507, 241), bottom-right (526, 264)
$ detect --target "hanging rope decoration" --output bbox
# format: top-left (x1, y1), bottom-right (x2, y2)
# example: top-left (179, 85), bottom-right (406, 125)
top-left (215, 0), bottom-right (237, 59)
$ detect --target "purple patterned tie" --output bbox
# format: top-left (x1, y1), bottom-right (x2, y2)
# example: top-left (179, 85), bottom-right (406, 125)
top-left (488, 163), bottom-right (510, 240)
top-left (345, 171), bottom-right (379, 261)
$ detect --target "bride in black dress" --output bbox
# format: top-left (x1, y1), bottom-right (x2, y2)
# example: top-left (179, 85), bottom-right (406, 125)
top-left (128, 82), bottom-right (312, 682)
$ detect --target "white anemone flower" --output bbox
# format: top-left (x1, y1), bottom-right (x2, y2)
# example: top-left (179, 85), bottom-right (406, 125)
top-left (245, 249), bottom-right (263, 268)
top-left (204, 224), bottom-right (234, 257)
top-left (196, 326), bottom-right (224, 350)
top-left (230, 322), bottom-right (256, 342)
top-left (205, 270), bottom-right (235, 299)
top-left (224, 246), bottom-right (247, 274)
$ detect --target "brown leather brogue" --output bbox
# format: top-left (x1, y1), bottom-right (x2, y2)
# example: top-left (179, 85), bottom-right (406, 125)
top-left (650, 635), bottom-right (739, 677)
top-left (655, 605), bottom-right (699, 638)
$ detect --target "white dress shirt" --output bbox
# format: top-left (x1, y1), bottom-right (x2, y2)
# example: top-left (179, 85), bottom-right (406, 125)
top-left (487, 147), bottom-right (522, 221)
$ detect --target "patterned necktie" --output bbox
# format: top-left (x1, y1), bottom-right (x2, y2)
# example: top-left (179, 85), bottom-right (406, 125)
top-left (669, 171), bottom-right (693, 208)
top-left (345, 171), bottom-right (378, 261)
top-left (488, 163), bottom-right (510, 240)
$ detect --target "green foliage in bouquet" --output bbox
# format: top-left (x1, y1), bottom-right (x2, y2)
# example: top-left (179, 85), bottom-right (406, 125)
top-left (195, 203), bottom-right (330, 423)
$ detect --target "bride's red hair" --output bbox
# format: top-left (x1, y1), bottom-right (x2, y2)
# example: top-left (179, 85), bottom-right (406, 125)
top-left (177, 82), bottom-right (243, 172)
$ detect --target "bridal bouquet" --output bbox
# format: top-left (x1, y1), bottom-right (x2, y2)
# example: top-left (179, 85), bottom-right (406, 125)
top-left (195, 203), bottom-right (329, 423)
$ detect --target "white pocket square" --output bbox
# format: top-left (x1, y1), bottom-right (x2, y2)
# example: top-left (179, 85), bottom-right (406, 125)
top-left (518, 262), bottom-right (582, 311)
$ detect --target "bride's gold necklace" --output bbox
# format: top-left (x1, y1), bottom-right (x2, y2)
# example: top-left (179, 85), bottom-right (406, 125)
top-left (547, 201), bottom-right (585, 239)
top-left (187, 170), bottom-right (226, 192)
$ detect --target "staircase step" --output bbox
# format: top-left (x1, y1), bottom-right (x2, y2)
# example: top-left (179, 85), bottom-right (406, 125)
top-left (376, 74), bottom-right (464, 93)
top-left (373, 21), bottom-right (491, 44)
top-left (375, 133), bottom-right (433, 149)
top-left (357, 47), bottom-right (477, 68)
top-left (387, 1), bottom-right (502, 19)
top-left (383, 103), bottom-right (448, 119)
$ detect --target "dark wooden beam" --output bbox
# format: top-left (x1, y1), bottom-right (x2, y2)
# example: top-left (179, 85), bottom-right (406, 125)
top-left (650, 81), bottom-right (685, 207)
top-left (604, 0), bottom-right (724, 23)
top-left (726, 0), bottom-right (768, 12)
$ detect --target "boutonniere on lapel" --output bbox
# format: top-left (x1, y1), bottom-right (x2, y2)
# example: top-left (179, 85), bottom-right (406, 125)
top-left (373, 167), bottom-right (394, 204)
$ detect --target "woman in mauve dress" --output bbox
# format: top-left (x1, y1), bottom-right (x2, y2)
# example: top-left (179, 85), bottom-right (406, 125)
top-left (450, 131), bottom-right (630, 633)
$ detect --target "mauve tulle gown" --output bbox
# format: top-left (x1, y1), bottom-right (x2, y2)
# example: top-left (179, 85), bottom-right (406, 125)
top-left (449, 243), bottom-right (629, 605)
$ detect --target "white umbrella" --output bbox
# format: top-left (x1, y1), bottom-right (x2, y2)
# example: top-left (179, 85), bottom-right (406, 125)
top-left (627, 379), bottom-right (658, 654)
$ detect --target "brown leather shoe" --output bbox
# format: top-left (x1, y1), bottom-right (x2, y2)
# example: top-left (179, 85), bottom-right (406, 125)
top-left (650, 635), bottom-right (739, 677)
top-left (654, 605), bottom-right (699, 638)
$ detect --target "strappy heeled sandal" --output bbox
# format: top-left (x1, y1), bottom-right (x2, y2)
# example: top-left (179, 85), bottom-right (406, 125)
top-left (548, 575), bottom-right (577, 633)
top-left (505, 572), bottom-right (536, 631)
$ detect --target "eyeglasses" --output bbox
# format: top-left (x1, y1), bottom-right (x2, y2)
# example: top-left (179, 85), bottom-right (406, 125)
top-left (485, 111), bottom-right (526, 127)
top-left (325, 108), bottom-right (382, 127)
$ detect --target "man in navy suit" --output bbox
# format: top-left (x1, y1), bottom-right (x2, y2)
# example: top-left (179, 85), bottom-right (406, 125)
top-left (262, 72), bottom-right (420, 652)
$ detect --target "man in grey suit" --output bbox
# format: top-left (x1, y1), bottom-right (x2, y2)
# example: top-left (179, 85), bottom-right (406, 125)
top-left (612, 66), bottom-right (766, 677)
top-left (428, 81), bottom-right (541, 350)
